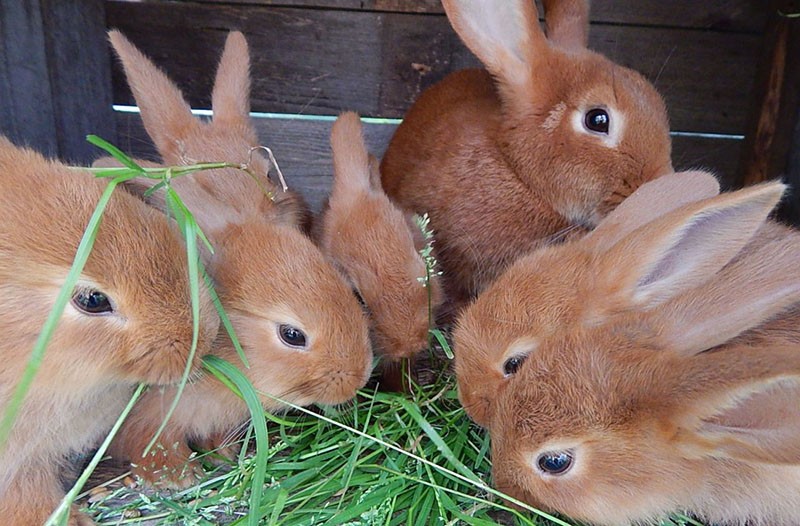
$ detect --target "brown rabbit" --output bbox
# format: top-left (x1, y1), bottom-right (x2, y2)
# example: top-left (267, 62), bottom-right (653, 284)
top-left (464, 182), bottom-right (800, 525)
top-left (315, 112), bottom-right (444, 365)
top-left (104, 31), bottom-right (373, 488)
top-left (381, 0), bottom-right (673, 310)
top-left (0, 138), bottom-right (219, 525)
top-left (454, 170), bottom-right (721, 427)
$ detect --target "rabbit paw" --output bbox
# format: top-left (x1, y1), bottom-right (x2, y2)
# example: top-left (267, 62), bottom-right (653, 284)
top-left (130, 441), bottom-right (205, 490)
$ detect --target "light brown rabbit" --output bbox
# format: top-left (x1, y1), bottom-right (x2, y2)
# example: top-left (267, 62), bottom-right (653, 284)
top-left (0, 138), bottom-right (219, 525)
top-left (464, 182), bottom-right (800, 525)
top-left (316, 112), bottom-right (444, 364)
top-left (454, 170), bottom-right (721, 427)
top-left (104, 31), bottom-right (373, 487)
top-left (381, 0), bottom-right (673, 310)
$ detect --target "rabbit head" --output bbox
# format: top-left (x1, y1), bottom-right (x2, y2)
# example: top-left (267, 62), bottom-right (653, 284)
top-left (487, 182), bottom-right (800, 525)
top-left (107, 31), bottom-right (373, 407)
top-left (454, 170), bottom-right (720, 427)
top-left (442, 0), bottom-right (672, 224)
top-left (0, 137), bottom-right (218, 388)
top-left (318, 112), bottom-right (443, 361)
top-left (108, 29), bottom-right (310, 234)
top-left (209, 220), bottom-right (373, 408)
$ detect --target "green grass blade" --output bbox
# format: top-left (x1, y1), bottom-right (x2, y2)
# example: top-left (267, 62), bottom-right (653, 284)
top-left (202, 355), bottom-right (268, 526)
top-left (141, 188), bottom-right (203, 456)
top-left (202, 268), bottom-right (248, 367)
top-left (0, 175), bottom-right (127, 450)
top-left (86, 134), bottom-right (144, 172)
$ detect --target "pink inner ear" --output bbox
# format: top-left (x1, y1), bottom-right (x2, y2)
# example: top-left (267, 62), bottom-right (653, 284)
top-left (701, 381), bottom-right (800, 463)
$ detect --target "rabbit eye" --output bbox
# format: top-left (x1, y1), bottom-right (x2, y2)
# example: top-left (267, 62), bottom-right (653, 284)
top-left (503, 355), bottom-right (527, 377)
top-left (71, 288), bottom-right (113, 315)
top-left (584, 108), bottom-right (609, 134)
top-left (536, 450), bottom-right (574, 475)
top-left (278, 324), bottom-right (307, 349)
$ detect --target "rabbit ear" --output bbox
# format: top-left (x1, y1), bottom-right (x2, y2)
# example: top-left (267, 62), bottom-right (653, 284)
top-left (108, 30), bottom-right (198, 160)
top-left (211, 31), bottom-right (251, 127)
top-left (441, 0), bottom-right (546, 89)
top-left (541, 0), bottom-right (589, 50)
top-left (586, 171), bottom-right (721, 251)
top-left (596, 182), bottom-right (785, 311)
top-left (652, 223), bottom-right (800, 355)
top-left (329, 112), bottom-right (371, 208)
top-left (367, 153), bottom-right (382, 191)
top-left (672, 346), bottom-right (800, 464)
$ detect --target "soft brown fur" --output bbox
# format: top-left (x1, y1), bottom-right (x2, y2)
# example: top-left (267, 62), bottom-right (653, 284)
top-left (0, 138), bottom-right (219, 524)
top-left (458, 180), bottom-right (800, 524)
top-left (103, 31), bottom-right (372, 488)
top-left (454, 170), bottom-right (721, 427)
top-left (381, 0), bottom-right (672, 310)
top-left (315, 112), bottom-right (444, 362)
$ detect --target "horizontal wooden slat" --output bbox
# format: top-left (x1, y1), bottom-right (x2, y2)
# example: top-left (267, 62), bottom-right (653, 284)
top-left (106, 1), bottom-right (762, 134)
top-left (187, 0), bottom-right (768, 32)
top-left (112, 112), bottom-right (744, 213)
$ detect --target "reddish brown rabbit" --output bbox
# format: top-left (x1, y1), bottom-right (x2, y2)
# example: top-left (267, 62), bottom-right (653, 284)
top-left (461, 181), bottom-right (800, 524)
top-left (0, 138), bottom-right (219, 525)
top-left (454, 170), bottom-right (720, 427)
top-left (316, 112), bottom-right (444, 363)
top-left (381, 0), bottom-right (673, 310)
top-left (103, 31), bottom-right (373, 488)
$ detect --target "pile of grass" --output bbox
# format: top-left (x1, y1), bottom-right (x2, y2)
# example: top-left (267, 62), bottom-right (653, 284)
top-left (1, 137), bottom-right (708, 526)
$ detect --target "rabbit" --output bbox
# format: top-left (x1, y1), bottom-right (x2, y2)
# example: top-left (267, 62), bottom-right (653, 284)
top-left (0, 137), bottom-right (219, 525)
top-left (380, 0), bottom-right (673, 311)
top-left (461, 180), bottom-right (800, 525)
top-left (103, 31), bottom-right (373, 488)
top-left (453, 169), bottom-right (721, 427)
top-left (315, 111), bottom-right (444, 373)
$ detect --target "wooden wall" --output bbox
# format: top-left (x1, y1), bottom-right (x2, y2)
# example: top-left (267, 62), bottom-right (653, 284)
top-left (2, 0), bottom-right (799, 217)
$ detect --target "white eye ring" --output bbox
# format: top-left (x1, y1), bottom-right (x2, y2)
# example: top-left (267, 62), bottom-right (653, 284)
top-left (571, 105), bottom-right (623, 147)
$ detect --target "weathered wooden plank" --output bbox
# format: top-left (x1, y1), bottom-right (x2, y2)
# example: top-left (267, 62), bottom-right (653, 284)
top-left (113, 112), bottom-right (744, 213)
top-left (40, 0), bottom-right (116, 164)
top-left (187, 0), bottom-right (768, 32)
top-left (106, 1), bottom-right (762, 134)
top-left (0, 0), bottom-right (58, 156)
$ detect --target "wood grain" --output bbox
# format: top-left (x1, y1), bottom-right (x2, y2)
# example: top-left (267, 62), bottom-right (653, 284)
top-left (105, 1), bottom-right (762, 134)
top-left (186, 0), bottom-right (767, 32)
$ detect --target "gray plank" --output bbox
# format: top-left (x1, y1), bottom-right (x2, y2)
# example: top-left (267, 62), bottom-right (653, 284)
top-left (187, 0), bottom-right (768, 32)
top-left (0, 0), bottom-right (58, 156)
top-left (105, 1), bottom-right (762, 134)
top-left (40, 0), bottom-right (116, 164)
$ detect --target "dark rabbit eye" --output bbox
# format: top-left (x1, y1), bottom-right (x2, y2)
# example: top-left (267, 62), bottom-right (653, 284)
top-left (537, 450), bottom-right (574, 475)
top-left (278, 324), bottom-right (307, 349)
top-left (503, 354), bottom-right (528, 377)
top-left (584, 108), bottom-right (610, 134)
top-left (71, 288), bottom-right (113, 315)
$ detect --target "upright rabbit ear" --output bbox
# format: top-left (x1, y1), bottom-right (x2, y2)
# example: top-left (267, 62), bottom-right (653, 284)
top-left (211, 31), bottom-right (251, 127)
top-left (329, 112), bottom-right (371, 208)
top-left (441, 0), bottom-right (546, 90)
top-left (541, 0), bottom-right (589, 51)
top-left (367, 154), bottom-right (382, 191)
top-left (586, 170), bottom-right (721, 250)
top-left (108, 30), bottom-right (198, 161)
top-left (671, 346), bottom-right (800, 464)
top-left (596, 182), bottom-right (785, 311)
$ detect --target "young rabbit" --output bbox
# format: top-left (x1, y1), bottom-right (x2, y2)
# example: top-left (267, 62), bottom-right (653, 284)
top-left (454, 170), bottom-right (721, 427)
top-left (104, 31), bottom-right (373, 487)
top-left (464, 181), bottom-right (800, 525)
top-left (315, 112), bottom-right (444, 365)
top-left (0, 138), bottom-right (219, 525)
top-left (380, 0), bottom-right (673, 310)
